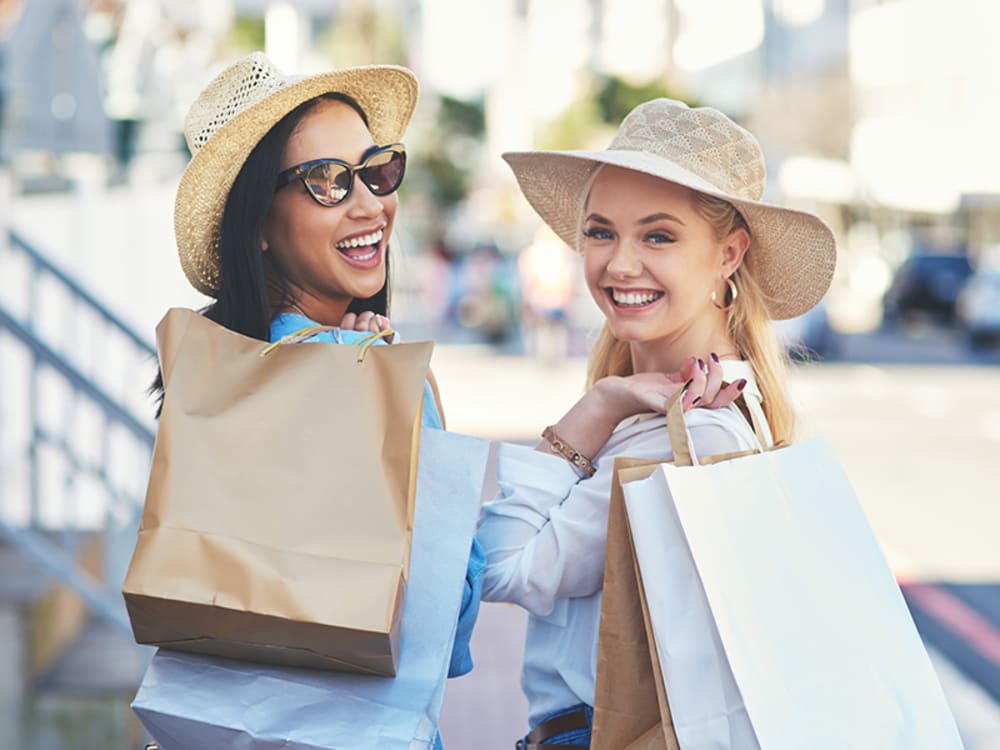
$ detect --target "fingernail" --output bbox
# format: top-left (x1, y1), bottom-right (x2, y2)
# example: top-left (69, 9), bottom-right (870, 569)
top-left (682, 377), bottom-right (693, 393)
top-left (736, 378), bottom-right (747, 391)
top-left (697, 358), bottom-right (706, 372)
top-left (692, 396), bottom-right (702, 405)
top-left (710, 352), bottom-right (720, 363)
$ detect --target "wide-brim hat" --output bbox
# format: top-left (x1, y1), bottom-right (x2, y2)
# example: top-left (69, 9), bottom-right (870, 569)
top-left (175, 52), bottom-right (419, 297)
top-left (502, 98), bottom-right (836, 320)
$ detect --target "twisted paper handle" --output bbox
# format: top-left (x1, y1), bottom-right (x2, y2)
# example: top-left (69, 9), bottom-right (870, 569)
top-left (259, 325), bottom-right (395, 362)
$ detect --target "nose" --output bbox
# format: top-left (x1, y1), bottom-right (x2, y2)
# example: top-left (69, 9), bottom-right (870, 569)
top-left (606, 241), bottom-right (642, 279)
top-left (346, 177), bottom-right (387, 218)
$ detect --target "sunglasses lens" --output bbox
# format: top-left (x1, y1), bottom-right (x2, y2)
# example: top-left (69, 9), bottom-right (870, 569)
top-left (360, 149), bottom-right (406, 196)
top-left (304, 162), bottom-right (351, 206)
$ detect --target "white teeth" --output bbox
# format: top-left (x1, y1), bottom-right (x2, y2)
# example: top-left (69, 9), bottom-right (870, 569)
top-left (612, 289), bottom-right (662, 306)
top-left (336, 229), bottom-right (383, 250)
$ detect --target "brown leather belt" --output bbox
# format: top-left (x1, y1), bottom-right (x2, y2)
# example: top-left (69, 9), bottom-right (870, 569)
top-left (514, 706), bottom-right (590, 749)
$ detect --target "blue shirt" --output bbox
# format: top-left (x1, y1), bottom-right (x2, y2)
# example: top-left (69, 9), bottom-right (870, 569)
top-left (269, 314), bottom-right (482, 684)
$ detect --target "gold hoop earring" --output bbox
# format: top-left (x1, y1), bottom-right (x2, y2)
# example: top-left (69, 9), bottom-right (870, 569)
top-left (711, 277), bottom-right (738, 311)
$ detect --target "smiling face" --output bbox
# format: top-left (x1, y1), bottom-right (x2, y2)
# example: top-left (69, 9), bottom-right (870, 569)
top-left (582, 165), bottom-right (748, 370)
top-left (262, 98), bottom-right (397, 323)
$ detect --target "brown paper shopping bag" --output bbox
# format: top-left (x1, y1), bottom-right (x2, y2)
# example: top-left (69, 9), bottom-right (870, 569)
top-left (592, 394), bottom-right (764, 750)
top-left (591, 457), bottom-right (680, 750)
top-left (122, 307), bottom-right (431, 676)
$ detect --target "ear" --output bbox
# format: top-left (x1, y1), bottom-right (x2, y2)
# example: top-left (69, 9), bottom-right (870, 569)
top-left (261, 239), bottom-right (270, 252)
top-left (720, 226), bottom-right (750, 277)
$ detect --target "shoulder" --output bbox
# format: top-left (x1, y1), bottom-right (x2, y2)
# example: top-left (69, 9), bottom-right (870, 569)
top-left (600, 407), bottom-right (754, 459)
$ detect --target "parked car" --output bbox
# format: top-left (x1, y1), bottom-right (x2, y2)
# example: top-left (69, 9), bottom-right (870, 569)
top-left (956, 268), bottom-right (1000, 348)
top-left (882, 253), bottom-right (973, 326)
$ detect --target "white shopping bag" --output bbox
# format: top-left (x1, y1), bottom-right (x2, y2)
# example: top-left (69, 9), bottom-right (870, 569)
top-left (618, 393), bottom-right (963, 749)
top-left (131, 427), bottom-right (488, 750)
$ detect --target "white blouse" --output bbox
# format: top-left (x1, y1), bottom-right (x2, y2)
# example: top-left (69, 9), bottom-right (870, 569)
top-left (477, 360), bottom-right (773, 727)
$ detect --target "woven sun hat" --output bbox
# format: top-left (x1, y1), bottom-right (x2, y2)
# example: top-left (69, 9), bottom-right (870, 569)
top-left (502, 98), bottom-right (836, 320)
top-left (174, 51), bottom-right (419, 297)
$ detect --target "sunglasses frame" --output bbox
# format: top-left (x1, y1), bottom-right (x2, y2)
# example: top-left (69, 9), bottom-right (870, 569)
top-left (275, 143), bottom-right (407, 207)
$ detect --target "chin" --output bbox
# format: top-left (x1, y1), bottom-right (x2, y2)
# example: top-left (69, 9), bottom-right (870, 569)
top-left (608, 321), bottom-right (669, 346)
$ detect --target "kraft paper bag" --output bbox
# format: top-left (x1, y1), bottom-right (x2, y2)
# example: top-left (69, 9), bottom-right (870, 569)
top-left (591, 457), bottom-right (681, 750)
top-left (122, 307), bottom-right (431, 676)
top-left (602, 391), bottom-right (964, 749)
top-left (131, 427), bottom-right (489, 750)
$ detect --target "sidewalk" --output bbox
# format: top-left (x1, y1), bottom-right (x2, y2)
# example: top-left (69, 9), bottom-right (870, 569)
top-left (431, 347), bottom-right (1000, 749)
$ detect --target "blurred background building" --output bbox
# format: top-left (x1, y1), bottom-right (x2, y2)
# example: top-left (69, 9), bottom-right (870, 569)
top-left (1, 1), bottom-right (999, 748)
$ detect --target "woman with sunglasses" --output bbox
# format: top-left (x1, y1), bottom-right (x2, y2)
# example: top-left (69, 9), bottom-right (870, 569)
top-left (152, 52), bottom-right (482, 749)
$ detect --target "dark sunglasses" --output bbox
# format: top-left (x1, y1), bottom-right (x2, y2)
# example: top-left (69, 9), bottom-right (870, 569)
top-left (274, 144), bottom-right (407, 207)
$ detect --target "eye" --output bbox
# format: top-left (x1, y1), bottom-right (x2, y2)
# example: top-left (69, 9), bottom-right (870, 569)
top-left (645, 230), bottom-right (675, 245)
top-left (583, 226), bottom-right (613, 241)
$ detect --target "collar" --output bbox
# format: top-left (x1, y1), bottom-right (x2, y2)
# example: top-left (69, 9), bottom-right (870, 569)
top-left (270, 312), bottom-right (384, 346)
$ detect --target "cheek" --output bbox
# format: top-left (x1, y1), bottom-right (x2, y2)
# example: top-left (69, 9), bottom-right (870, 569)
top-left (582, 249), bottom-right (605, 288)
top-left (382, 195), bottom-right (399, 230)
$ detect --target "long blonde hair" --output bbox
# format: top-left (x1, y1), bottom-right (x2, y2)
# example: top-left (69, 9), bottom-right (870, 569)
top-left (585, 191), bottom-right (797, 444)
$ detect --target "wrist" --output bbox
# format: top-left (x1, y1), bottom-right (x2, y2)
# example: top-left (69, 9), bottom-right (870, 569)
top-left (588, 376), bottom-right (636, 425)
top-left (541, 425), bottom-right (597, 478)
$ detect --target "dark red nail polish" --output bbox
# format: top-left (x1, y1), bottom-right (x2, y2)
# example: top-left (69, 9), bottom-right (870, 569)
top-left (692, 396), bottom-right (702, 405)
top-left (736, 378), bottom-right (747, 391)
top-left (697, 358), bottom-right (706, 372)
top-left (711, 352), bottom-right (720, 363)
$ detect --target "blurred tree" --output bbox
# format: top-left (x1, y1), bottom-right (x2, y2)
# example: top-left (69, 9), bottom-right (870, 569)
top-left (407, 94), bottom-right (485, 211)
top-left (320, 4), bottom-right (405, 66)
top-left (537, 95), bottom-right (603, 151)
top-left (538, 74), bottom-right (696, 151)
top-left (228, 16), bottom-right (265, 55)
top-left (595, 74), bottom-right (694, 123)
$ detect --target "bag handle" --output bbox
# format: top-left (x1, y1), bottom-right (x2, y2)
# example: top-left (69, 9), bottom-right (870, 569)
top-left (664, 385), bottom-right (771, 468)
top-left (259, 326), bottom-right (395, 362)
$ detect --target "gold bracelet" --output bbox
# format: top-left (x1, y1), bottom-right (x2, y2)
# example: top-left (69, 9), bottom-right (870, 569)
top-left (542, 425), bottom-right (597, 478)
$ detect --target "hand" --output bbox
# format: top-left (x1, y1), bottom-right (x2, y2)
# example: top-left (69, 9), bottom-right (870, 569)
top-left (592, 355), bottom-right (745, 421)
top-left (339, 311), bottom-right (395, 342)
top-left (682, 354), bottom-right (747, 411)
top-left (538, 353), bottom-right (747, 469)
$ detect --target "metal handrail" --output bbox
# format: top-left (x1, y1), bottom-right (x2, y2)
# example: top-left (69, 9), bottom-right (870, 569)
top-left (0, 305), bottom-right (154, 448)
top-left (0, 227), bottom-right (156, 639)
top-left (8, 228), bottom-right (155, 358)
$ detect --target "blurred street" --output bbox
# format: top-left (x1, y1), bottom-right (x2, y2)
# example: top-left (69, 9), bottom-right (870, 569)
top-left (430, 334), bottom-right (1000, 749)
top-left (6, 153), bottom-right (1000, 750)
top-left (3, 1), bottom-right (1000, 747)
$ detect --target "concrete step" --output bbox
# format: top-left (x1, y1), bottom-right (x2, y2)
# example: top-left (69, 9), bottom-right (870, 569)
top-left (35, 615), bottom-right (150, 692)
top-left (0, 540), bottom-right (53, 603)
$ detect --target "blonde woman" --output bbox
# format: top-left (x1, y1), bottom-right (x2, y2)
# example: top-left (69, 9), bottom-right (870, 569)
top-left (477, 98), bottom-right (836, 748)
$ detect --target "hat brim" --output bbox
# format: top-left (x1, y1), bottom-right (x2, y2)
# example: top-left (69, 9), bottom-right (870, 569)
top-left (502, 149), bottom-right (836, 320)
top-left (176, 65), bottom-right (418, 297)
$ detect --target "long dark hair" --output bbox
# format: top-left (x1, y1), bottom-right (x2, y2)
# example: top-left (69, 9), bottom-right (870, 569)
top-left (150, 93), bottom-right (391, 414)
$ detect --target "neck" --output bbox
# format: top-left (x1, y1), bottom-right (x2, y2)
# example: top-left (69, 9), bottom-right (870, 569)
top-left (276, 290), bottom-right (350, 327)
top-left (629, 319), bottom-right (738, 374)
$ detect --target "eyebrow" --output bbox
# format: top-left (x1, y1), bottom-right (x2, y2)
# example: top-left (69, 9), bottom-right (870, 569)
top-left (639, 212), bottom-right (685, 226)
top-left (585, 212), bottom-right (686, 226)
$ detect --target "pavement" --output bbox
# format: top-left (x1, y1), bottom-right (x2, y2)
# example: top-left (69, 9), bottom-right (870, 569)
top-left (429, 345), bottom-right (1000, 750)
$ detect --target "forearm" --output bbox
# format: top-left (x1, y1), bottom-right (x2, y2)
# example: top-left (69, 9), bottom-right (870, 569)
top-left (535, 379), bottom-right (634, 470)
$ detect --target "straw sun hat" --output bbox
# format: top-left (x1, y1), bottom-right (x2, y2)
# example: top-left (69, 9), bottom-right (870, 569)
top-left (175, 52), bottom-right (418, 297)
top-left (502, 98), bottom-right (836, 320)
